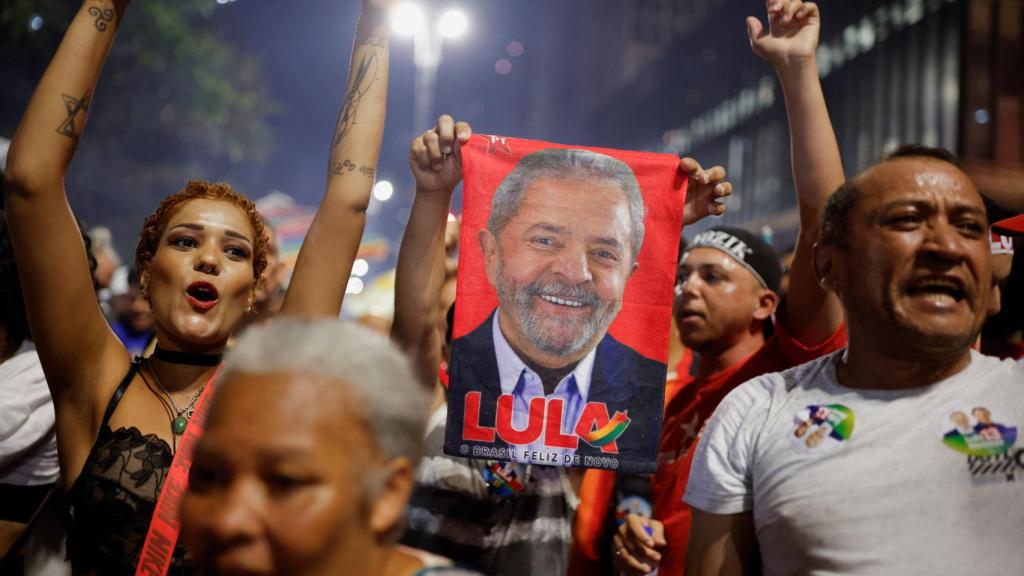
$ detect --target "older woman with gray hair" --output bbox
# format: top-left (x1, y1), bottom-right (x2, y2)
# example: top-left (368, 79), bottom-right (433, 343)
top-left (180, 317), bottom-right (480, 576)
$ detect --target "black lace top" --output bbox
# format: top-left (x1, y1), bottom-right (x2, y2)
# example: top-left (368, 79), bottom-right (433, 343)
top-left (67, 361), bottom-right (194, 575)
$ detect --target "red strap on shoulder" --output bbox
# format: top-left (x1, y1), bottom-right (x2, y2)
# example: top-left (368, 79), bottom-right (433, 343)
top-left (135, 369), bottom-right (218, 576)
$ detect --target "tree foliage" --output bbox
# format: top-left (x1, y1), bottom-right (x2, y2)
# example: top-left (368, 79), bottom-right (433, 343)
top-left (1, 0), bottom-right (278, 256)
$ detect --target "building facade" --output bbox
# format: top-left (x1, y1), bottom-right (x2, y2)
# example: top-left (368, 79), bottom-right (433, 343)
top-left (579, 0), bottom-right (1023, 245)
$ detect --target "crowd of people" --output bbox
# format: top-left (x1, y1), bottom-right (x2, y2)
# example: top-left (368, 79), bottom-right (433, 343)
top-left (0, 0), bottom-right (1021, 575)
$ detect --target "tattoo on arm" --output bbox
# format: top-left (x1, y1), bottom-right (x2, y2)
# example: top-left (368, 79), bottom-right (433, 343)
top-left (330, 159), bottom-right (376, 180)
top-left (332, 52), bottom-right (379, 148)
top-left (360, 32), bottom-right (388, 48)
top-left (88, 7), bottom-right (115, 32)
top-left (56, 89), bottom-right (93, 141)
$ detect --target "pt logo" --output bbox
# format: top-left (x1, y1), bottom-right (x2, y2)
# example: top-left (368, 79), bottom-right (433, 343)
top-left (461, 392), bottom-right (631, 453)
top-left (487, 135), bottom-right (513, 155)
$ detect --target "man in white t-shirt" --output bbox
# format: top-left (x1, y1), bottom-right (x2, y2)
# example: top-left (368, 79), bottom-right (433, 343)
top-left (683, 144), bottom-right (1024, 575)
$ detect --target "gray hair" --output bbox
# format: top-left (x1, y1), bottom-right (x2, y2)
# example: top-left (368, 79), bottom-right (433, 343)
top-left (221, 318), bottom-right (429, 467)
top-left (487, 148), bottom-right (646, 264)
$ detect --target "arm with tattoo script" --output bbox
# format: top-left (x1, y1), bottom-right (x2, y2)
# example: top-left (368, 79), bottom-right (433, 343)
top-left (3, 0), bottom-right (137, 472)
top-left (280, 0), bottom-right (393, 317)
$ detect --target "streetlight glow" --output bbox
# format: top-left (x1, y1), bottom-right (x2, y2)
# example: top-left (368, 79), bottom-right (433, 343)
top-left (391, 2), bottom-right (425, 37)
top-left (373, 180), bottom-right (394, 202)
top-left (352, 258), bottom-right (370, 277)
top-left (346, 277), bottom-right (365, 295)
top-left (438, 10), bottom-right (468, 39)
top-left (390, 3), bottom-right (472, 131)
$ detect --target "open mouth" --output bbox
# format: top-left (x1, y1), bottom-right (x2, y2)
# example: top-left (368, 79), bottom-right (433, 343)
top-left (539, 294), bottom-right (585, 308)
top-left (905, 276), bottom-right (966, 305)
top-left (213, 558), bottom-right (270, 576)
top-left (185, 281), bottom-right (220, 310)
top-left (678, 309), bottom-right (705, 322)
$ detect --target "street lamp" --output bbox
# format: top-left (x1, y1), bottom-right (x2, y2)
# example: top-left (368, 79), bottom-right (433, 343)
top-left (391, 3), bottom-right (425, 37)
top-left (438, 10), bottom-right (468, 39)
top-left (390, 3), bottom-right (470, 132)
top-left (372, 180), bottom-right (394, 202)
top-left (352, 258), bottom-right (370, 277)
top-left (346, 277), bottom-right (364, 295)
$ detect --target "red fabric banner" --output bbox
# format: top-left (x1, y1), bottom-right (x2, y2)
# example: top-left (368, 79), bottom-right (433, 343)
top-left (444, 134), bottom-right (685, 473)
top-left (134, 371), bottom-right (218, 576)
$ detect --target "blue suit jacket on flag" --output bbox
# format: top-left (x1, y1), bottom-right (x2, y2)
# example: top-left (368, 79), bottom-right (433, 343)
top-left (444, 312), bottom-right (665, 474)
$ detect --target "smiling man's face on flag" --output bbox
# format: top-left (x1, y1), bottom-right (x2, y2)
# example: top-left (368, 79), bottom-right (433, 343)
top-left (480, 173), bottom-right (639, 368)
top-left (448, 138), bottom-right (681, 474)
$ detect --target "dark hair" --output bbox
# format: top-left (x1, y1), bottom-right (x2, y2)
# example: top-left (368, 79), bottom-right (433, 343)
top-left (819, 181), bottom-right (859, 247)
top-left (0, 211), bottom-right (101, 357)
top-left (0, 210), bottom-right (29, 355)
top-left (127, 267), bottom-right (143, 291)
top-left (676, 234), bottom-right (689, 269)
top-left (445, 301), bottom-right (456, 347)
top-left (983, 196), bottom-right (1014, 227)
top-left (819, 144), bottom-right (962, 247)
top-left (81, 219), bottom-right (99, 294)
top-left (885, 144), bottom-right (960, 166)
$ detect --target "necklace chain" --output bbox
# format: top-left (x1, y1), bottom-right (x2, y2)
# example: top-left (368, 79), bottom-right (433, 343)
top-left (148, 360), bottom-right (205, 419)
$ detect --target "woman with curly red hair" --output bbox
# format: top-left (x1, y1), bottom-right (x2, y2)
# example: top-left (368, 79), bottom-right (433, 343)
top-left (3, 0), bottom-right (391, 573)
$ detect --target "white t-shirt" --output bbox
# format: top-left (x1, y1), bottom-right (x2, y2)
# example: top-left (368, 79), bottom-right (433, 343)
top-left (685, 350), bottom-right (1024, 575)
top-left (0, 341), bottom-right (58, 485)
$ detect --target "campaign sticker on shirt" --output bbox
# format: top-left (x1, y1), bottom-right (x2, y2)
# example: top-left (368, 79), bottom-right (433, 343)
top-left (614, 495), bottom-right (653, 527)
top-left (482, 460), bottom-right (527, 497)
top-left (937, 406), bottom-right (1018, 457)
top-left (789, 404), bottom-right (855, 453)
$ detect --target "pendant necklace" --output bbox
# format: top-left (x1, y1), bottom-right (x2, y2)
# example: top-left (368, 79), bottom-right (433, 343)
top-left (149, 361), bottom-right (206, 436)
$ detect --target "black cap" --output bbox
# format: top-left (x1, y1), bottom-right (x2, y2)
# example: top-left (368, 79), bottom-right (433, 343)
top-left (683, 226), bottom-right (782, 293)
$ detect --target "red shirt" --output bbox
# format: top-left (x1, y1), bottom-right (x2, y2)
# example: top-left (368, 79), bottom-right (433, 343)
top-left (653, 321), bottom-right (846, 576)
top-left (569, 351), bottom-right (693, 575)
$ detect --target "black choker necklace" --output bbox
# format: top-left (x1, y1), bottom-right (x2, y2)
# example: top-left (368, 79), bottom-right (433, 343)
top-left (153, 347), bottom-right (223, 367)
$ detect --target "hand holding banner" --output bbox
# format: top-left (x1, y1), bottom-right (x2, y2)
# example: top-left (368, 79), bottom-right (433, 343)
top-left (444, 135), bottom-right (686, 473)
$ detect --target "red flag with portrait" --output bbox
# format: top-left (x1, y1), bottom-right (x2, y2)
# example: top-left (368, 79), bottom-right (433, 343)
top-left (444, 135), bottom-right (685, 474)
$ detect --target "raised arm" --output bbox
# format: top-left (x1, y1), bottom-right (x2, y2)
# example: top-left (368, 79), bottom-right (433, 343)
top-left (748, 0), bottom-right (844, 342)
top-left (391, 116), bottom-right (471, 386)
top-left (280, 0), bottom-right (391, 317)
top-left (4, 1), bottom-right (133, 400)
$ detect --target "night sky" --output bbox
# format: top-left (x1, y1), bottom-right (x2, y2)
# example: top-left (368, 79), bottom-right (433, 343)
top-left (210, 0), bottom-right (554, 246)
top-left (1, 0), bottom-right (575, 277)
